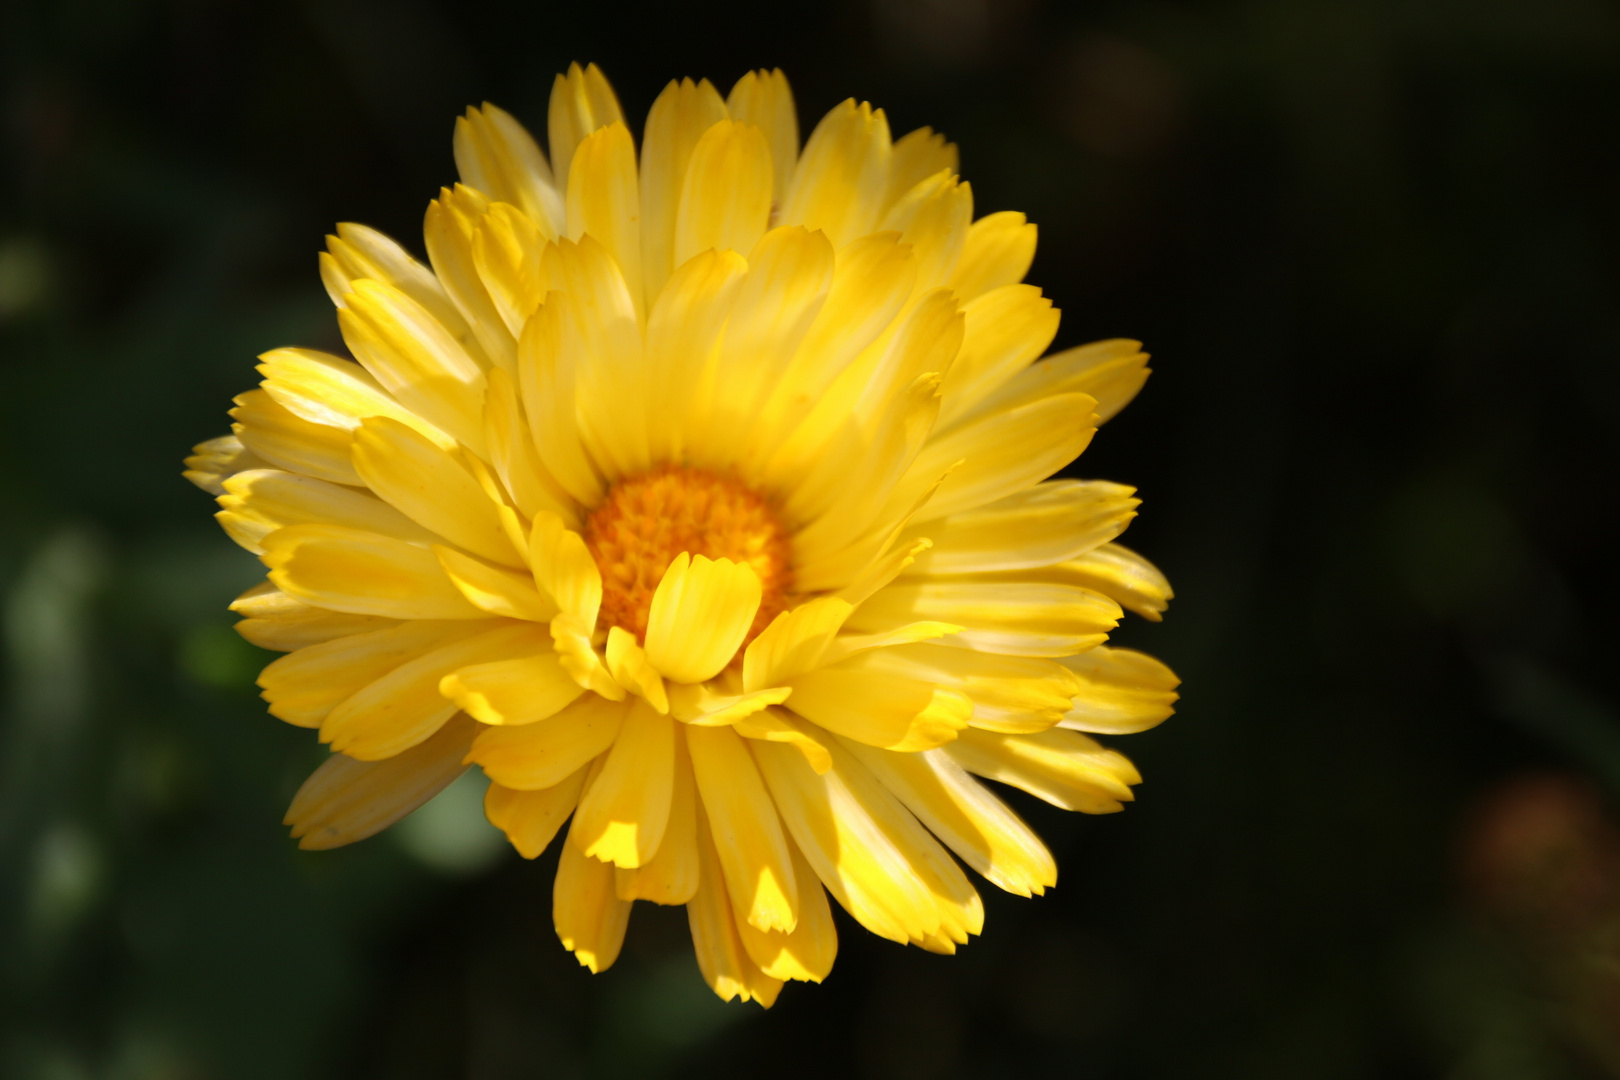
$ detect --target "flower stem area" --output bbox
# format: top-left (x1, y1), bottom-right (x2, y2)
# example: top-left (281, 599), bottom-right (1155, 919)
top-left (3, 1), bottom-right (1620, 1078)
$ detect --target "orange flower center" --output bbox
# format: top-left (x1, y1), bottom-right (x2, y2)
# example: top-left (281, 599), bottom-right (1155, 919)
top-left (583, 465), bottom-right (793, 645)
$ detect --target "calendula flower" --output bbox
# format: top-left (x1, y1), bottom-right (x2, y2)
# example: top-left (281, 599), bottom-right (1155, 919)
top-left (184, 63), bottom-right (1179, 1005)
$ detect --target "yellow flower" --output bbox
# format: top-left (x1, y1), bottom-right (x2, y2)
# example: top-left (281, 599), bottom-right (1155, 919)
top-left (184, 63), bottom-right (1180, 1006)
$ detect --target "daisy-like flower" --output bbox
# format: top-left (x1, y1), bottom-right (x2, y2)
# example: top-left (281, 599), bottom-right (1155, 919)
top-left (184, 64), bottom-right (1179, 1005)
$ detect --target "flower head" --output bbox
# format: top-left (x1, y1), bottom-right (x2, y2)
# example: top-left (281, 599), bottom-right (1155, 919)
top-left (185, 63), bottom-right (1179, 1005)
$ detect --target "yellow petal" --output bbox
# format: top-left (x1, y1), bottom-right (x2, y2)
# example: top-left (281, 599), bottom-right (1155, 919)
top-left (555, 814), bottom-right (632, 973)
top-left (217, 468), bottom-right (435, 555)
top-left (906, 392), bottom-right (1098, 524)
top-left (779, 99), bottom-right (892, 250)
top-left (352, 415), bottom-right (520, 567)
top-left (423, 184), bottom-right (517, 371)
top-left (484, 771), bottom-right (583, 859)
top-left (257, 347), bottom-right (458, 451)
top-left (453, 102), bottom-right (563, 238)
top-left (566, 122), bottom-right (644, 323)
top-left (259, 619), bottom-right (489, 727)
top-left (667, 683), bottom-right (793, 727)
top-left (434, 545), bottom-right (557, 622)
top-left (726, 69), bottom-right (798, 205)
top-left (571, 700), bottom-right (676, 868)
top-left (321, 223), bottom-right (478, 360)
top-left (230, 390), bottom-right (360, 487)
top-left (736, 843), bottom-right (838, 984)
top-left (549, 612), bottom-right (625, 701)
top-left (785, 661), bottom-right (972, 752)
top-left (528, 512), bottom-right (601, 623)
top-left (857, 641), bottom-right (1084, 734)
top-left (183, 434), bottom-right (269, 494)
top-left (675, 119), bottom-right (773, 266)
top-left (614, 734), bottom-right (699, 904)
top-left (960, 338), bottom-right (1152, 430)
top-left (236, 602), bottom-right (398, 653)
top-left (1052, 541), bottom-right (1173, 621)
top-left (949, 211), bottom-right (1037, 302)
top-left (742, 597), bottom-right (853, 692)
top-left (838, 740), bottom-right (1055, 897)
top-left (263, 524), bottom-right (487, 620)
top-left (321, 622), bottom-right (544, 759)
top-left (285, 714), bottom-right (478, 850)
top-left (818, 621), bottom-right (963, 667)
top-left (686, 799), bottom-right (785, 1006)
top-left (639, 77), bottom-right (731, 303)
top-left (935, 284), bottom-right (1061, 431)
top-left (879, 169), bottom-right (972, 290)
top-left (467, 693), bottom-right (626, 789)
top-left (482, 366), bottom-right (578, 526)
top-left (848, 581), bottom-right (1120, 658)
top-left (605, 626), bottom-right (668, 713)
top-left (546, 239), bottom-right (650, 480)
top-left (337, 279), bottom-right (489, 455)
top-left (440, 649), bottom-right (583, 725)
top-left (687, 725), bottom-right (799, 932)
top-left (644, 553), bottom-right (762, 685)
top-left (733, 706), bottom-right (834, 775)
top-left (885, 126), bottom-right (959, 209)
top-left (641, 247), bottom-right (748, 465)
top-left (945, 727), bottom-right (1140, 813)
top-left (548, 61), bottom-right (623, 194)
top-left (899, 479), bottom-right (1139, 576)
top-left (470, 201), bottom-right (552, 338)
top-left (1058, 645), bottom-right (1179, 734)
top-left (516, 295), bottom-right (605, 507)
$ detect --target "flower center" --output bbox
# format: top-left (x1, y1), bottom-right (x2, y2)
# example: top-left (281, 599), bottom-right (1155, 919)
top-left (583, 465), bottom-right (793, 645)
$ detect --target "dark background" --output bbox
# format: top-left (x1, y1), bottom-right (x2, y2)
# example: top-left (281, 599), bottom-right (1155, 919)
top-left (4, 0), bottom-right (1620, 1076)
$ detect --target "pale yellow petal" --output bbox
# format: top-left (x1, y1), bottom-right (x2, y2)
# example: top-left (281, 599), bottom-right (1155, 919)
top-left (321, 222), bottom-right (476, 356)
top-left (905, 392), bottom-right (1098, 524)
top-left (516, 295), bottom-right (605, 507)
top-left (423, 184), bottom-right (517, 371)
top-left (899, 480), bottom-right (1138, 576)
top-left (668, 683), bottom-right (794, 727)
top-left (848, 581), bottom-right (1120, 658)
top-left (566, 122), bottom-right (644, 322)
top-left (321, 622), bottom-right (544, 759)
top-left (257, 347), bottom-right (458, 451)
top-left (885, 126), bottom-right (959, 210)
top-left (555, 816), bottom-right (632, 974)
top-left (641, 247), bottom-right (748, 464)
top-left (236, 602), bottom-right (398, 652)
top-left (605, 626), bottom-right (669, 713)
top-left (779, 99), bottom-right (892, 250)
top-left (484, 771), bottom-right (583, 859)
top-left (548, 61), bottom-right (624, 194)
top-left (687, 725), bottom-right (798, 932)
top-left (230, 390), bottom-right (361, 487)
top-left (934, 284), bottom-right (1061, 431)
top-left (481, 366), bottom-right (579, 526)
top-left (686, 800), bottom-right (784, 1007)
top-left (741, 596), bottom-right (853, 692)
top-left (956, 340), bottom-right (1150, 435)
top-left (351, 416), bottom-right (522, 566)
top-left (944, 727), bottom-right (1140, 813)
top-left (644, 553), bottom-right (761, 685)
top-left (434, 545), bottom-right (557, 622)
top-left (217, 468), bottom-right (435, 555)
top-left (470, 201), bottom-right (551, 338)
top-left (879, 169), bottom-right (972, 290)
top-left (440, 649), bottom-right (583, 725)
top-left (675, 119), bottom-right (772, 266)
top-left (572, 700), bottom-right (675, 868)
top-left (183, 434), bottom-right (270, 494)
top-left (735, 842), bottom-right (837, 982)
top-left (785, 659), bottom-right (972, 752)
top-left (1058, 645), bottom-right (1180, 734)
top-left (838, 740), bottom-right (1055, 897)
top-left (258, 619), bottom-right (490, 728)
top-left (285, 714), bottom-right (478, 850)
top-left (263, 524), bottom-right (487, 620)
top-left (639, 77), bottom-right (730, 303)
top-left (615, 733), bottom-right (699, 904)
top-left (453, 102), bottom-right (563, 237)
top-left (337, 279), bottom-right (489, 455)
top-left (468, 693), bottom-right (625, 789)
top-left (856, 641), bottom-right (1083, 735)
top-left (550, 612), bottom-right (625, 701)
top-left (733, 706), bottom-right (834, 775)
top-left (726, 69), bottom-right (798, 205)
top-left (1054, 541), bottom-right (1173, 621)
top-left (817, 622), bottom-right (962, 667)
top-left (528, 512), bottom-right (602, 623)
top-left (949, 211), bottom-right (1037, 302)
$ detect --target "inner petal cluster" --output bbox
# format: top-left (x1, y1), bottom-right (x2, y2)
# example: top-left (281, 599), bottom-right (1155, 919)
top-left (584, 465), bottom-right (793, 645)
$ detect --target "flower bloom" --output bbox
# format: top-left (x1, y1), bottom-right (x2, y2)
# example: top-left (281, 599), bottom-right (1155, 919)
top-left (185, 64), bottom-right (1179, 1005)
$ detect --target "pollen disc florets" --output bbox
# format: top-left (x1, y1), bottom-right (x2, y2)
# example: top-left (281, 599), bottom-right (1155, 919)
top-left (584, 465), bottom-right (793, 645)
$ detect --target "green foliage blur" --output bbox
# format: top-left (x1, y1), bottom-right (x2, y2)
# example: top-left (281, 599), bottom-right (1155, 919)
top-left (3, 0), bottom-right (1620, 1076)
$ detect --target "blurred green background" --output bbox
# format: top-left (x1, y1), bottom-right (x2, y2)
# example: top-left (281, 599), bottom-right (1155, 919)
top-left (4, 0), bottom-right (1620, 1076)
